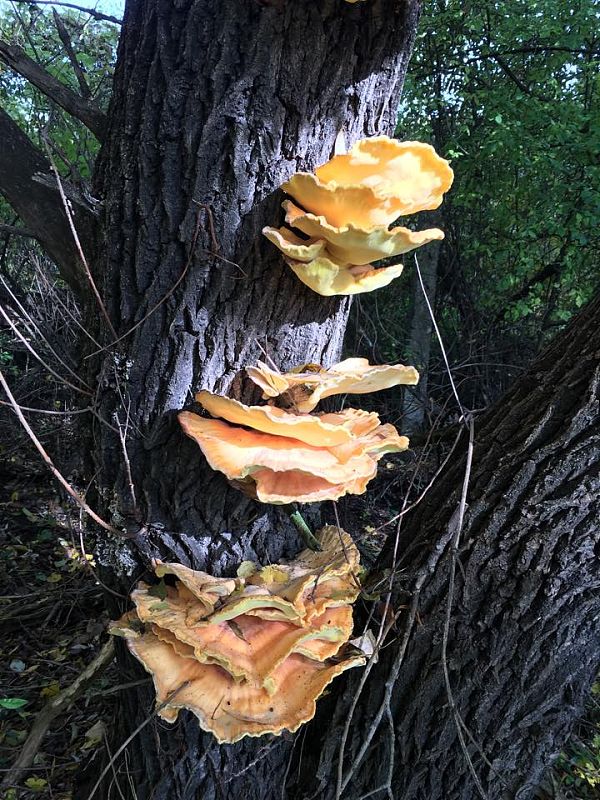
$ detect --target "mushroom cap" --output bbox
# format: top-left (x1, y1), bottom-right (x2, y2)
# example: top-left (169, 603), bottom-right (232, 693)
top-left (154, 561), bottom-right (236, 620)
top-left (110, 526), bottom-right (365, 743)
top-left (178, 412), bottom-right (406, 504)
top-left (246, 467), bottom-right (377, 504)
top-left (132, 584), bottom-right (353, 690)
top-left (247, 357), bottom-right (419, 413)
top-left (286, 254), bottom-right (404, 296)
top-left (262, 226), bottom-right (327, 263)
top-left (283, 137), bottom-right (453, 228)
top-left (194, 390), bottom-right (379, 446)
top-left (282, 200), bottom-right (445, 265)
top-left (127, 629), bottom-right (364, 744)
top-left (178, 415), bottom-right (383, 485)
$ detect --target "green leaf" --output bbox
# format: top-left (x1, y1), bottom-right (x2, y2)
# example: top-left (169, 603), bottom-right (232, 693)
top-left (0, 698), bottom-right (28, 709)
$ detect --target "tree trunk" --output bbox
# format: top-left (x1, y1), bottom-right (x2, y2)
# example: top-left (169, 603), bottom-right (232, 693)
top-left (301, 290), bottom-right (600, 800)
top-left (79, 1), bottom-right (423, 798)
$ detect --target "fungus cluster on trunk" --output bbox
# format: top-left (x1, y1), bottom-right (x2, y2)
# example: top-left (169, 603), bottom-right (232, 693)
top-left (111, 135), bottom-right (453, 743)
top-left (178, 359), bottom-right (418, 503)
top-left (263, 137), bottom-right (453, 295)
top-left (110, 528), bottom-right (364, 743)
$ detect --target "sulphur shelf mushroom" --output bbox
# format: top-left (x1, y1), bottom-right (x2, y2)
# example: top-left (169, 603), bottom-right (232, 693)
top-left (263, 136), bottom-right (453, 296)
top-left (109, 526), bottom-right (366, 744)
top-left (246, 356), bottom-right (419, 413)
top-left (178, 389), bottom-right (409, 503)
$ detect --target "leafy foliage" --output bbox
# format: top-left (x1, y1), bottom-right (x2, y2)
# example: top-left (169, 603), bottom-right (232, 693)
top-left (358, 0), bottom-right (600, 408)
top-left (0, 5), bottom-right (118, 179)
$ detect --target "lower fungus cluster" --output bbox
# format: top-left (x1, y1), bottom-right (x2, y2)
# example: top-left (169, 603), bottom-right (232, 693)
top-left (109, 527), bottom-right (365, 744)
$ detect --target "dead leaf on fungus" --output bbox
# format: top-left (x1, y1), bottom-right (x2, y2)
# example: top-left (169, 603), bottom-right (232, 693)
top-left (109, 527), bottom-right (365, 743)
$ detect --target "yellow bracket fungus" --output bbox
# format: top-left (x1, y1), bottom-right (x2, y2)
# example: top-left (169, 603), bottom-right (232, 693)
top-left (263, 136), bottom-right (453, 296)
top-left (281, 200), bottom-right (445, 265)
top-left (109, 527), bottom-right (365, 744)
top-left (247, 357), bottom-right (419, 413)
top-left (285, 254), bottom-right (404, 297)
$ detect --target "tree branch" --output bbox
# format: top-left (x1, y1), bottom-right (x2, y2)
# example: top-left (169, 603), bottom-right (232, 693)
top-left (14, 0), bottom-right (122, 25)
top-left (0, 38), bottom-right (106, 139)
top-left (0, 108), bottom-right (95, 288)
top-left (0, 223), bottom-right (38, 239)
top-left (52, 8), bottom-right (92, 99)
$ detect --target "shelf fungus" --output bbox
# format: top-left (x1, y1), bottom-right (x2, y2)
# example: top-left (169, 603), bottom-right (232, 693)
top-left (263, 136), bottom-right (453, 295)
top-left (178, 389), bottom-right (408, 503)
top-left (247, 357), bottom-right (419, 413)
top-left (109, 527), bottom-right (366, 744)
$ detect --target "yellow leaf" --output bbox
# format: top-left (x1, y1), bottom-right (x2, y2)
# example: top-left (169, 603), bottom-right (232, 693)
top-left (25, 777), bottom-right (47, 791)
top-left (41, 681), bottom-right (60, 699)
top-left (47, 573), bottom-right (63, 583)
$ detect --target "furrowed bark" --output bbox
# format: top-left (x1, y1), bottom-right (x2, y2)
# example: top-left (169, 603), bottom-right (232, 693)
top-left (0, 38), bottom-right (106, 138)
top-left (306, 290), bottom-right (600, 800)
top-left (79, 1), bottom-right (422, 798)
top-left (76, 2), bottom-right (599, 798)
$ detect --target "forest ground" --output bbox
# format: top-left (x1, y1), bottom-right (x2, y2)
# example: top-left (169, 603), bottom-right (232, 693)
top-left (1, 444), bottom-right (598, 800)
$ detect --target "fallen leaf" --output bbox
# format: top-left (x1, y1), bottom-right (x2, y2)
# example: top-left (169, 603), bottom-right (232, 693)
top-left (83, 719), bottom-right (106, 749)
top-left (0, 698), bottom-right (28, 709)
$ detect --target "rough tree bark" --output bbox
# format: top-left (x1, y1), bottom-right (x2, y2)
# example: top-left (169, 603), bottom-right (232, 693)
top-left (78, 1), bottom-right (423, 798)
top-left (1, 1), bottom-right (598, 799)
top-left (304, 290), bottom-right (600, 800)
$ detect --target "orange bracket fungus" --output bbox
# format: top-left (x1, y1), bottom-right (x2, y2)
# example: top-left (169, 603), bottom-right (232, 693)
top-left (263, 136), bottom-right (453, 295)
top-left (109, 527), bottom-right (365, 744)
top-left (178, 386), bottom-right (409, 504)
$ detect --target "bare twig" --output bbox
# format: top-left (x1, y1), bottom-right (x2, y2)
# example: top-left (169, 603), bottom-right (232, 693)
top-left (0, 399), bottom-right (90, 415)
top-left (52, 8), bottom-right (92, 98)
top-left (439, 417), bottom-right (488, 798)
top-left (14, 0), bottom-right (122, 24)
top-left (116, 411), bottom-right (138, 515)
top-left (34, 262), bottom-right (101, 347)
top-left (44, 147), bottom-right (117, 339)
top-left (0, 639), bottom-right (115, 790)
top-left (0, 368), bottom-right (121, 535)
top-left (86, 682), bottom-right (191, 800)
top-left (0, 276), bottom-right (93, 389)
top-left (0, 303), bottom-right (92, 395)
top-left (415, 254), bottom-right (466, 418)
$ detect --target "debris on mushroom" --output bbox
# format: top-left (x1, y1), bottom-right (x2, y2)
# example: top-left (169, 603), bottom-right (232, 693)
top-left (247, 357), bottom-right (419, 413)
top-left (109, 526), bottom-right (365, 743)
